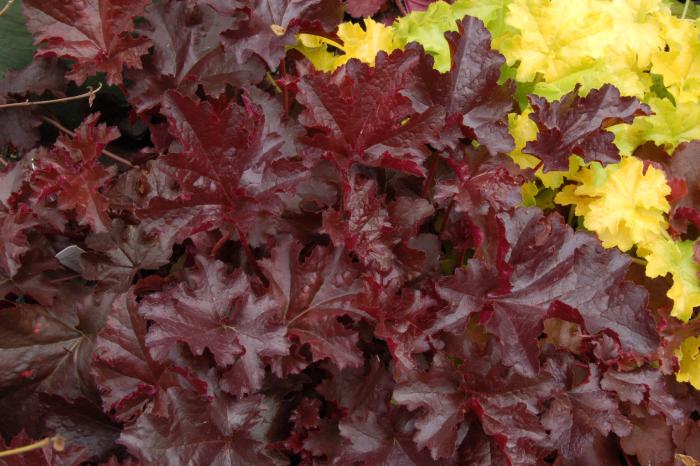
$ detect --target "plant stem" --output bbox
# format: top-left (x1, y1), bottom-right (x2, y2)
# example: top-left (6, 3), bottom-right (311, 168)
top-left (0, 83), bottom-right (102, 110)
top-left (40, 115), bottom-right (133, 167)
top-left (0, 437), bottom-right (51, 458)
top-left (0, 0), bottom-right (15, 17)
top-left (630, 256), bottom-right (648, 267)
top-left (682, 0), bottom-right (691, 19)
top-left (421, 154), bottom-right (439, 198)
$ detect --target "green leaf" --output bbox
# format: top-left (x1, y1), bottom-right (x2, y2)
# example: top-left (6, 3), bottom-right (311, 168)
top-left (0, 0), bottom-right (35, 79)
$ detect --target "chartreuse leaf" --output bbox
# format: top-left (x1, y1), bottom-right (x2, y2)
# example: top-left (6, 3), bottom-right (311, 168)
top-left (392, 0), bottom-right (471, 72)
top-left (555, 156), bottom-right (670, 252)
top-left (298, 0), bottom-right (516, 74)
top-left (676, 336), bottom-right (700, 389)
top-left (0, 0), bottom-right (35, 79)
top-left (612, 98), bottom-right (700, 154)
top-left (521, 181), bottom-right (538, 207)
top-left (638, 239), bottom-right (700, 323)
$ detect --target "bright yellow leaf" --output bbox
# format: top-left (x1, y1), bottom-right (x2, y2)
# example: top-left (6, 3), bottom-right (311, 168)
top-left (602, 0), bottom-right (669, 69)
top-left (675, 336), bottom-right (700, 388)
top-left (501, 0), bottom-right (613, 82)
top-left (294, 34), bottom-right (344, 72)
top-left (555, 157), bottom-right (671, 252)
top-left (336, 18), bottom-right (398, 67)
top-left (293, 19), bottom-right (398, 72)
top-left (651, 13), bottom-right (700, 103)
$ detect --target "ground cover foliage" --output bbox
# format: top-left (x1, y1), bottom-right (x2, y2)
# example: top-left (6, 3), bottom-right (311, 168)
top-left (0, 0), bottom-right (700, 464)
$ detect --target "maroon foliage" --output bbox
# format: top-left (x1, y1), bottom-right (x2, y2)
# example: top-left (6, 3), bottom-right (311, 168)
top-left (346, 0), bottom-right (388, 17)
top-left (0, 4), bottom-right (696, 466)
top-left (525, 84), bottom-right (651, 171)
top-left (297, 50), bottom-right (444, 180)
top-left (408, 18), bottom-right (516, 155)
top-left (22, 0), bottom-right (151, 85)
top-left (125, 0), bottom-right (265, 113)
top-left (221, 0), bottom-right (344, 69)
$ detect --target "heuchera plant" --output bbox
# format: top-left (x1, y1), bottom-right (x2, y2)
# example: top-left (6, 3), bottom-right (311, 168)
top-left (0, 0), bottom-right (699, 465)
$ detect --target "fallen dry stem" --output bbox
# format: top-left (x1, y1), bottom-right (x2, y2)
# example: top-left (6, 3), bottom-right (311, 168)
top-left (0, 83), bottom-right (102, 109)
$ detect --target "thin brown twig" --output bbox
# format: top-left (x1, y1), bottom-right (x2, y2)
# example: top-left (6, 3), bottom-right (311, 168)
top-left (0, 0), bottom-right (16, 17)
top-left (40, 115), bottom-right (134, 167)
top-left (0, 83), bottom-right (102, 110)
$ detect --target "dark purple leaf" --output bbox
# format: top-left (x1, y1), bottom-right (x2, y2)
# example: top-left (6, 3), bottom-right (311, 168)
top-left (139, 255), bottom-right (288, 396)
top-left (525, 85), bottom-right (651, 172)
top-left (297, 48), bottom-right (445, 178)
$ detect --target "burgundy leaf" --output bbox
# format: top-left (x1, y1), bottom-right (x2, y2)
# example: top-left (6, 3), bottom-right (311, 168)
top-left (666, 142), bottom-right (700, 234)
top-left (408, 18), bottom-right (515, 154)
top-left (189, 0), bottom-right (245, 15)
top-left (0, 58), bottom-right (67, 150)
top-left (543, 359), bottom-right (632, 464)
top-left (317, 361), bottom-right (443, 465)
top-left (30, 114), bottom-right (120, 233)
top-left (139, 255), bottom-right (288, 396)
top-left (92, 293), bottom-right (166, 423)
top-left (126, 0), bottom-right (265, 113)
top-left (0, 293), bottom-right (110, 403)
top-left (0, 208), bottom-right (37, 280)
top-left (434, 208), bottom-right (658, 376)
top-left (138, 90), bottom-right (305, 248)
top-left (22, 0), bottom-right (151, 85)
top-left (323, 174), bottom-right (434, 274)
top-left (433, 148), bottom-right (525, 218)
top-left (525, 84), bottom-right (651, 172)
top-left (364, 287), bottom-right (439, 376)
top-left (392, 355), bottom-right (467, 459)
top-left (402, 0), bottom-right (436, 12)
top-left (0, 0), bottom-right (693, 461)
top-left (345, 0), bottom-right (387, 17)
top-left (0, 288), bottom-right (115, 444)
top-left (297, 48), bottom-right (445, 178)
top-left (601, 369), bottom-right (685, 423)
top-left (221, 0), bottom-right (343, 70)
top-left (120, 387), bottom-right (278, 465)
top-left (41, 395), bottom-right (122, 461)
top-left (261, 237), bottom-right (368, 370)
top-left (81, 219), bottom-right (172, 289)
top-left (620, 414), bottom-right (674, 466)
